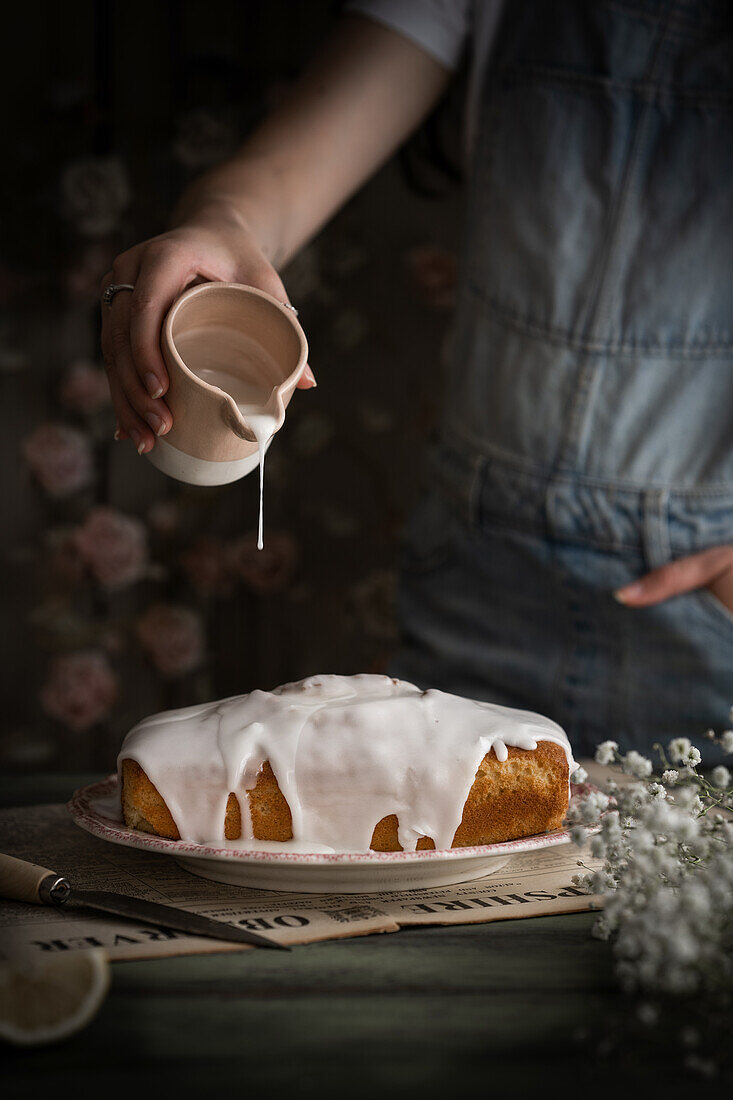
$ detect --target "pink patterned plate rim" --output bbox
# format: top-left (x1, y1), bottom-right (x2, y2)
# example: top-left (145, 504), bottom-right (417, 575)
top-left (68, 776), bottom-right (591, 866)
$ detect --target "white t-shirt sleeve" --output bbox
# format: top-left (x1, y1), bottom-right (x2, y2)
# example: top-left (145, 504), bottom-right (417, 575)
top-left (344, 0), bottom-right (472, 70)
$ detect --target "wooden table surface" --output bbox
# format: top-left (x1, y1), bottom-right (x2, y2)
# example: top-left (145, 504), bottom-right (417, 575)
top-left (0, 774), bottom-right (700, 1097)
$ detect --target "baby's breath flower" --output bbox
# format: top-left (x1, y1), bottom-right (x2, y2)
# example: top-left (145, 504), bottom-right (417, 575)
top-left (570, 765), bottom-right (588, 785)
top-left (668, 736), bottom-right (692, 762)
top-left (589, 870), bottom-right (615, 894)
top-left (720, 730), bottom-right (733, 753)
top-left (678, 881), bottom-right (711, 921)
top-left (622, 750), bottom-right (653, 779)
top-left (595, 740), bottom-right (618, 766)
top-left (711, 766), bottom-right (731, 789)
top-left (674, 786), bottom-right (704, 815)
top-left (581, 790), bottom-right (609, 823)
top-left (583, 726), bottom-right (732, 1049)
top-left (668, 737), bottom-right (701, 766)
top-left (570, 825), bottom-right (588, 846)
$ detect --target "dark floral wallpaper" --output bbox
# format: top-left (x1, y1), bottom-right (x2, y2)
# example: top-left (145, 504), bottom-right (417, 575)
top-left (1, 1), bottom-right (462, 771)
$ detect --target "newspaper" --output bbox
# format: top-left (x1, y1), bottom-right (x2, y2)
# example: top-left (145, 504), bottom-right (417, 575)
top-left (0, 798), bottom-right (603, 963)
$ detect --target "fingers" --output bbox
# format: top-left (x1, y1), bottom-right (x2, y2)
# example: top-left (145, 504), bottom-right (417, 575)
top-left (615, 546), bottom-right (733, 606)
top-left (101, 267), bottom-right (173, 454)
top-left (129, 244), bottom-right (199, 402)
top-left (297, 364), bottom-right (317, 389)
top-left (244, 259), bottom-right (290, 304)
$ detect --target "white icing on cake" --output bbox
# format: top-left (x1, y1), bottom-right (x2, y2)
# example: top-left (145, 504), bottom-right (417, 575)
top-left (118, 674), bottom-right (575, 852)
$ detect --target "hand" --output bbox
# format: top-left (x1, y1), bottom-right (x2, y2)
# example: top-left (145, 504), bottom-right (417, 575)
top-left (615, 545), bottom-right (733, 614)
top-left (101, 214), bottom-right (316, 455)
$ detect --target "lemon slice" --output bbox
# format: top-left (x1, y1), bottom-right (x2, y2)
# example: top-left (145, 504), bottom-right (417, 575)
top-left (0, 949), bottom-right (110, 1046)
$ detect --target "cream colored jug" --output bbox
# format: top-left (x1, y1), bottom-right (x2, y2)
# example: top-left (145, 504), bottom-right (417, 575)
top-left (146, 282), bottom-right (308, 486)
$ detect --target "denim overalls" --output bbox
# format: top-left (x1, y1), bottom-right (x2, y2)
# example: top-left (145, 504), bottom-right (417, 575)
top-left (391, 0), bottom-right (733, 757)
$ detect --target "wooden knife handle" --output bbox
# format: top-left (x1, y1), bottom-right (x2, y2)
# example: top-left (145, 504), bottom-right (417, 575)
top-left (0, 852), bottom-right (63, 905)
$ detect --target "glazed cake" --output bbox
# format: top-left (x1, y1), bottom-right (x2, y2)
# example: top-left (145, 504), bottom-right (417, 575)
top-left (118, 674), bottom-right (575, 852)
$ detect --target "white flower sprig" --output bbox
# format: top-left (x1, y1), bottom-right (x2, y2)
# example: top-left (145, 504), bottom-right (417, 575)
top-left (566, 728), bottom-right (733, 1074)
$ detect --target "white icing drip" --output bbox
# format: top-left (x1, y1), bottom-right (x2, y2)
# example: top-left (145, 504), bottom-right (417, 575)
top-left (118, 674), bottom-right (575, 852)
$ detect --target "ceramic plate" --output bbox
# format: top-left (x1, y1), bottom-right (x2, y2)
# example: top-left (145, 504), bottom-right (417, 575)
top-left (69, 776), bottom-right (587, 894)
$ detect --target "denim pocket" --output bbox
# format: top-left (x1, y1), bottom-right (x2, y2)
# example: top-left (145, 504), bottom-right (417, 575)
top-left (648, 502), bottom-right (733, 643)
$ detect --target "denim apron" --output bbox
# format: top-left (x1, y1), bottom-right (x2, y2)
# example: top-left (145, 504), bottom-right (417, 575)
top-left (392, 0), bottom-right (733, 757)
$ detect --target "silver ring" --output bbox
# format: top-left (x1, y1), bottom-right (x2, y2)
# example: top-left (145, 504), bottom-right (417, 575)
top-left (102, 283), bottom-right (135, 308)
top-left (281, 301), bottom-right (298, 316)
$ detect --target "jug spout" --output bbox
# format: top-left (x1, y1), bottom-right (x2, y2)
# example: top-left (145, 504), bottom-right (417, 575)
top-left (221, 398), bottom-right (257, 444)
top-left (222, 387), bottom-right (284, 448)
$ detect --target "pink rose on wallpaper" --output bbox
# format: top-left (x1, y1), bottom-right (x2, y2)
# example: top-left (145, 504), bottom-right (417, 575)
top-left (228, 531), bottom-right (299, 594)
top-left (40, 650), bottom-right (119, 732)
top-left (172, 107), bottom-right (237, 169)
top-left (61, 155), bottom-right (131, 238)
top-left (137, 603), bottom-right (205, 678)
top-left (405, 244), bottom-right (457, 310)
top-left (59, 359), bottom-right (111, 415)
top-left (147, 499), bottom-right (182, 537)
top-left (75, 507), bottom-right (148, 590)
top-left (23, 422), bottom-right (94, 498)
top-left (181, 537), bottom-right (235, 598)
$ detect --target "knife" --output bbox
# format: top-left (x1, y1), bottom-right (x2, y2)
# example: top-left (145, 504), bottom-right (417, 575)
top-left (0, 852), bottom-right (289, 950)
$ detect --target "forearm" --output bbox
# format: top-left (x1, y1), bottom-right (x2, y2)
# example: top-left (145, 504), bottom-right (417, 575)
top-left (172, 14), bottom-right (451, 268)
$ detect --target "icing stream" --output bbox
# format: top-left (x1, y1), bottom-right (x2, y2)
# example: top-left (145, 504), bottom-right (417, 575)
top-left (118, 674), bottom-right (575, 852)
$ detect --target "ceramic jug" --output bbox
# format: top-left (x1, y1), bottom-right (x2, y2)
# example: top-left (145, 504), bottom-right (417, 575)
top-left (146, 282), bottom-right (308, 486)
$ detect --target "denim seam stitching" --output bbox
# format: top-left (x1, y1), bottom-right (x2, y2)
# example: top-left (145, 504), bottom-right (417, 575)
top-left (504, 64), bottom-right (733, 106)
top-left (482, 512), bottom-right (643, 552)
top-left (556, 2), bottom-right (678, 470)
top-left (441, 423), bottom-right (733, 496)
top-left (605, 0), bottom-right (732, 36)
top-left (464, 281), bottom-right (733, 356)
top-left (643, 489), bottom-right (672, 568)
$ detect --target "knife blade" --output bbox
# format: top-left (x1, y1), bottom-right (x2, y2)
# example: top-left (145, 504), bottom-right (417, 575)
top-left (0, 851), bottom-right (289, 951)
top-left (57, 886), bottom-right (288, 949)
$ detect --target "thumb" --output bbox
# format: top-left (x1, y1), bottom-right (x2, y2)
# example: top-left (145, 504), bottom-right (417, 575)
top-left (614, 545), bottom-right (733, 607)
